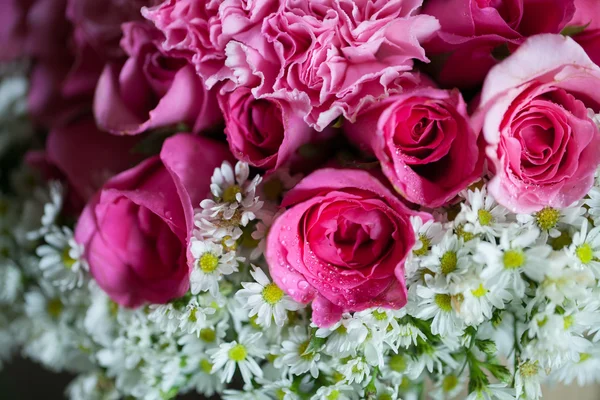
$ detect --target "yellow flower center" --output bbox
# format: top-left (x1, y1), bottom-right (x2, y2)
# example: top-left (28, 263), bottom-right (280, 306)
top-left (275, 388), bottom-right (286, 400)
top-left (440, 251), bottom-right (458, 274)
top-left (200, 358), bottom-right (213, 373)
top-left (47, 298), bottom-right (63, 319)
top-left (228, 344), bottom-right (247, 362)
top-left (198, 253), bottom-right (219, 273)
top-left (199, 328), bottom-right (216, 343)
top-left (478, 209), bottom-right (494, 226)
top-left (262, 283), bottom-right (284, 305)
top-left (372, 310), bottom-right (387, 321)
top-left (472, 284), bottom-right (487, 298)
top-left (326, 390), bottom-right (340, 400)
top-left (455, 224), bottom-right (476, 242)
top-left (263, 178), bottom-right (284, 201)
top-left (221, 236), bottom-right (237, 252)
top-left (576, 243), bottom-right (594, 264)
top-left (298, 340), bottom-right (314, 361)
top-left (389, 354), bottom-right (406, 373)
top-left (535, 207), bottom-right (560, 231)
top-left (434, 294), bottom-right (453, 312)
top-left (442, 375), bottom-right (459, 392)
top-left (61, 248), bottom-right (76, 269)
top-left (503, 249), bottom-right (525, 269)
top-left (520, 361), bottom-right (539, 378)
top-left (222, 185), bottom-right (242, 203)
top-left (579, 353), bottom-right (591, 363)
top-left (564, 315), bottom-right (574, 330)
top-left (413, 234), bottom-right (430, 256)
top-left (378, 394), bottom-right (393, 400)
top-left (188, 308), bottom-right (197, 323)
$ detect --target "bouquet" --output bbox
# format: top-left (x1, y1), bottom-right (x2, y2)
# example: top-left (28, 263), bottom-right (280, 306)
top-left (2, 0), bottom-right (600, 399)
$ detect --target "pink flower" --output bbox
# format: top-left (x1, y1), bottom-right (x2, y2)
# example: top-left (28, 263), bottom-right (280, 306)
top-left (475, 34), bottom-right (600, 213)
top-left (565, 0), bottom-right (600, 65)
top-left (218, 87), bottom-right (317, 171)
top-left (94, 22), bottom-right (220, 135)
top-left (75, 134), bottom-right (232, 307)
top-left (257, 0), bottom-right (440, 131)
top-left (346, 88), bottom-right (484, 207)
top-left (142, 0), bottom-right (277, 86)
top-left (423, 0), bottom-right (575, 88)
top-left (266, 168), bottom-right (429, 327)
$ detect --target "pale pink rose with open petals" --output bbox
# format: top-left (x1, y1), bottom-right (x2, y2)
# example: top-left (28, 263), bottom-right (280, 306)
top-left (423, 0), bottom-right (575, 88)
top-left (218, 87), bottom-right (317, 171)
top-left (94, 22), bottom-right (220, 135)
top-left (75, 134), bottom-right (232, 307)
top-left (346, 88), bottom-right (484, 207)
top-left (266, 168), bottom-right (429, 327)
top-left (476, 34), bottom-right (600, 213)
top-left (257, 0), bottom-right (440, 131)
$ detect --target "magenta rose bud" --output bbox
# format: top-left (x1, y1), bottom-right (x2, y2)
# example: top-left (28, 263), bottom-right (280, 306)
top-left (75, 134), bottom-right (232, 307)
top-left (346, 88), bottom-right (484, 207)
top-left (475, 34), bottom-right (600, 213)
top-left (423, 0), bottom-right (575, 88)
top-left (266, 168), bottom-right (430, 327)
top-left (94, 21), bottom-right (220, 136)
top-left (218, 88), bottom-right (316, 171)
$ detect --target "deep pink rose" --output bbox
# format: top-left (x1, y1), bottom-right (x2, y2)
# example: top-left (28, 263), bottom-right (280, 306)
top-left (565, 0), bottom-right (600, 65)
top-left (346, 88), bottom-right (484, 207)
top-left (142, 0), bottom-right (277, 86)
top-left (94, 22), bottom-right (220, 135)
top-left (218, 87), bottom-right (317, 171)
top-left (475, 34), bottom-right (600, 213)
top-left (266, 168), bottom-right (428, 327)
top-left (75, 134), bottom-right (232, 306)
top-left (423, 0), bottom-right (575, 88)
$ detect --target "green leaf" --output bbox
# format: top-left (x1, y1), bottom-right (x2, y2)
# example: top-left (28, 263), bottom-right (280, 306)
top-left (131, 123), bottom-right (190, 156)
top-left (561, 23), bottom-right (590, 37)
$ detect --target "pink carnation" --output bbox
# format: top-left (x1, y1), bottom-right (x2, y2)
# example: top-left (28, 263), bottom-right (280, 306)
top-left (476, 34), bottom-right (600, 213)
top-left (346, 87), bottom-right (484, 207)
top-left (266, 168), bottom-right (429, 327)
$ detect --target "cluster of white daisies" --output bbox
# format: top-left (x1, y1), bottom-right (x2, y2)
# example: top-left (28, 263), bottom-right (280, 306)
top-left (3, 74), bottom-right (600, 400)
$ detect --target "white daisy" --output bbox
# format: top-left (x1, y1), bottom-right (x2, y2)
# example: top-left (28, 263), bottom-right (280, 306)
top-left (514, 360), bottom-right (544, 400)
top-left (209, 328), bottom-right (267, 386)
top-left (585, 186), bottom-right (600, 226)
top-left (552, 348), bottom-right (600, 386)
top-left (465, 383), bottom-right (515, 400)
top-left (406, 216), bottom-right (444, 279)
top-left (275, 326), bottom-right (322, 378)
top-left (517, 202), bottom-right (585, 243)
top-left (455, 187), bottom-right (509, 241)
top-left (315, 314), bottom-right (368, 357)
top-left (421, 232), bottom-right (472, 288)
top-left (0, 259), bottom-right (22, 303)
top-left (430, 374), bottom-right (467, 400)
top-left (476, 228), bottom-right (550, 297)
top-left (235, 266), bottom-right (302, 328)
top-left (411, 285), bottom-right (464, 337)
top-left (27, 181), bottom-right (63, 240)
top-left (565, 220), bottom-right (600, 279)
top-left (311, 384), bottom-right (360, 400)
top-left (36, 226), bottom-right (88, 291)
top-left (189, 239), bottom-right (240, 297)
top-left (339, 356), bottom-right (370, 384)
top-left (453, 269), bottom-right (511, 326)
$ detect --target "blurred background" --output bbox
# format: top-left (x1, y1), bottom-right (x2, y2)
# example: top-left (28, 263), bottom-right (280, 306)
top-left (1, 358), bottom-right (599, 399)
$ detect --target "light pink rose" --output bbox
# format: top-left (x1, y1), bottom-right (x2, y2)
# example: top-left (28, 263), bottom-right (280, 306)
top-left (266, 168), bottom-right (428, 327)
top-left (94, 22), bottom-right (220, 135)
top-left (218, 87), bottom-right (317, 171)
top-left (346, 88), bottom-right (484, 207)
top-left (255, 0), bottom-right (440, 131)
top-left (564, 0), bottom-right (600, 65)
top-left (423, 0), bottom-right (575, 88)
top-left (475, 34), bottom-right (600, 213)
top-left (75, 134), bottom-right (232, 307)
top-left (142, 0), bottom-right (277, 85)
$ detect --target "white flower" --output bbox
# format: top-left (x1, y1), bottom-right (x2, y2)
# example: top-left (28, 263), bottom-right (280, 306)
top-left (339, 357), bottom-right (370, 384)
top-left (515, 360), bottom-right (544, 400)
top-left (455, 187), bottom-right (509, 241)
top-left (552, 348), bottom-right (600, 386)
top-left (248, 209), bottom-right (282, 260)
top-left (315, 314), bottom-right (368, 357)
top-left (275, 326), bottom-right (322, 378)
top-left (453, 269), bottom-right (511, 326)
top-left (27, 181), bottom-right (63, 240)
top-left (585, 186), bottom-right (600, 226)
top-left (465, 384), bottom-right (515, 400)
top-left (311, 384), bottom-right (360, 400)
top-left (189, 239), bottom-right (240, 297)
top-left (431, 374), bottom-right (467, 400)
top-left (209, 329), bottom-right (267, 386)
top-left (412, 285), bottom-right (464, 337)
top-left (517, 202), bottom-right (585, 243)
top-left (66, 372), bottom-right (119, 400)
top-left (476, 228), bottom-right (550, 297)
top-left (0, 259), bottom-right (22, 303)
top-left (422, 232), bottom-right (472, 288)
top-left (36, 226), bottom-right (88, 291)
top-left (565, 220), bottom-right (600, 279)
top-left (236, 266), bottom-right (302, 327)
top-left (406, 216), bottom-right (444, 279)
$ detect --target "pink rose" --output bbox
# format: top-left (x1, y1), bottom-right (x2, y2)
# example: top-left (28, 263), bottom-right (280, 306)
top-left (423, 0), bottom-right (575, 88)
top-left (75, 134), bottom-right (232, 306)
top-left (218, 87), bottom-right (317, 171)
top-left (255, 0), bottom-right (440, 131)
top-left (565, 0), bottom-right (600, 65)
top-left (345, 88), bottom-right (484, 207)
top-left (266, 168), bottom-right (428, 327)
top-left (142, 0), bottom-right (277, 86)
top-left (94, 22), bottom-right (220, 135)
top-left (476, 34), bottom-right (600, 213)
